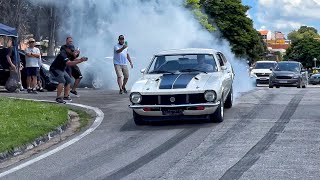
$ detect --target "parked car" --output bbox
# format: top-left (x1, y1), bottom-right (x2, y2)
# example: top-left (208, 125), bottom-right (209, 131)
top-left (128, 48), bottom-right (234, 125)
top-left (250, 61), bottom-right (277, 86)
top-left (269, 61), bottom-right (308, 88)
top-left (309, 73), bottom-right (320, 85)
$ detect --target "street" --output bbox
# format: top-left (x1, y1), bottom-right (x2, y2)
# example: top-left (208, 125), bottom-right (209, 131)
top-left (0, 86), bottom-right (320, 179)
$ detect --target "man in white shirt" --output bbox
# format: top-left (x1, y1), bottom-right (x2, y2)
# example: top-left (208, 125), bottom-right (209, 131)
top-left (113, 35), bottom-right (133, 94)
top-left (25, 38), bottom-right (41, 93)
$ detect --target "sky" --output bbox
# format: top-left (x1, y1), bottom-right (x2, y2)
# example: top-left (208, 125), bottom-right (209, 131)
top-left (242, 0), bottom-right (320, 36)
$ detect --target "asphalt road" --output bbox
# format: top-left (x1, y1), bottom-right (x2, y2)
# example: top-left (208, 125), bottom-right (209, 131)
top-left (1, 85), bottom-right (320, 180)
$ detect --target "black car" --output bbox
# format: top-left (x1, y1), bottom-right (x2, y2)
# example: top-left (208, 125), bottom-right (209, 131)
top-left (269, 61), bottom-right (308, 88)
top-left (0, 50), bottom-right (58, 91)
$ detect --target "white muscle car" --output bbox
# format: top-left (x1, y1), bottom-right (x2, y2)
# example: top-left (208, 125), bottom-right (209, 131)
top-left (129, 48), bottom-right (234, 125)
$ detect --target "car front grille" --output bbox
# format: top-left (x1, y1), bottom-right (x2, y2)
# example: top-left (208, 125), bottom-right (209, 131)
top-left (255, 73), bottom-right (270, 77)
top-left (140, 94), bottom-right (206, 105)
top-left (276, 76), bottom-right (293, 79)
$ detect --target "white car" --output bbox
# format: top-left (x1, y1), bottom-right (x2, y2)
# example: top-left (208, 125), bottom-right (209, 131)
top-left (250, 61), bottom-right (277, 86)
top-left (128, 48), bottom-right (234, 125)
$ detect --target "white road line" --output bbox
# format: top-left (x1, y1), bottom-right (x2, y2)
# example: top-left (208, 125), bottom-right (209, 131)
top-left (0, 99), bottom-right (104, 178)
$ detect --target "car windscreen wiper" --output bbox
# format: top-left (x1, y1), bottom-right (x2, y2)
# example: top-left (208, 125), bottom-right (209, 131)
top-left (179, 68), bottom-right (207, 74)
top-left (148, 70), bottom-right (175, 74)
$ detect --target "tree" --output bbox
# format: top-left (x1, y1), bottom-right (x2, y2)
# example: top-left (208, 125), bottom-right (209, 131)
top-left (287, 26), bottom-right (320, 43)
top-left (185, 0), bottom-right (216, 32)
top-left (284, 38), bottom-right (320, 67)
top-left (199, 0), bottom-right (267, 61)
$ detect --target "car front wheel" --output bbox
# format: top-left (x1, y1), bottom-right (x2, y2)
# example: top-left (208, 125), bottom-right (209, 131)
top-left (224, 87), bottom-right (233, 109)
top-left (133, 111), bottom-right (145, 126)
top-left (209, 97), bottom-right (224, 123)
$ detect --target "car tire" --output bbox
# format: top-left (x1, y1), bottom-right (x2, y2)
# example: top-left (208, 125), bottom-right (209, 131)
top-left (40, 76), bottom-right (46, 89)
top-left (133, 111), bottom-right (145, 126)
top-left (46, 85), bottom-right (57, 91)
top-left (276, 86), bottom-right (280, 88)
top-left (297, 81), bottom-right (302, 88)
top-left (209, 97), bottom-right (224, 123)
top-left (269, 84), bottom-right (273, 88)
top-left (92, 77), bottom-right (103, 89)
top-left (224, 87), bottom-right (233, 109)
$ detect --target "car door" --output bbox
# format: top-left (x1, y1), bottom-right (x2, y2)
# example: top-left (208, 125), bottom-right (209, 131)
top-left (216, 52), bottom-right (232, 99)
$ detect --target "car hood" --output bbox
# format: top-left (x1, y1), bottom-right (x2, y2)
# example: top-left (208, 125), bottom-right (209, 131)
top-left (251, 69), bottom-right (272, 74)
top-left (132, 73), bottom-right (220, 95)
top-left (272, 71), bottom-right (298, 76)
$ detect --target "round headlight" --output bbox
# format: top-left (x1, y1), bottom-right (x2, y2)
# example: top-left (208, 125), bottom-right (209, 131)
top-left (130, 93), bottom-right (142, 104)
top-left (204, 91), bottom-right (216, 102)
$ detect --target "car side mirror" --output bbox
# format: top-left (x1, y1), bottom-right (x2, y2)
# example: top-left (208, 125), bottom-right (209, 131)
top-left (221, 66), bottom-right (227, 70)
top-left (140, 68), bottom-right (146, 73)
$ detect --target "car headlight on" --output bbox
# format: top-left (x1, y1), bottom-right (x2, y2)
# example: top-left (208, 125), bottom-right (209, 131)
top-left (130, 92), bottom-right (142, 104)
top-left (204, 90), bottom-right (216, 102)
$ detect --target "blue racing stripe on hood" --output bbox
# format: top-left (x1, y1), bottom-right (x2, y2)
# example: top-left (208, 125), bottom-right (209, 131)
top-left (159, 74), bottom-right (180, 89)
top-left (173, 73), bottom-right (198, 89)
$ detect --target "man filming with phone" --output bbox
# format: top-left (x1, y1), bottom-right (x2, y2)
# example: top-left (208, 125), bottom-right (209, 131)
top-left (113, 35), bottom-right (133, 94)
top-left (50, 39), bottom-right (88, 104)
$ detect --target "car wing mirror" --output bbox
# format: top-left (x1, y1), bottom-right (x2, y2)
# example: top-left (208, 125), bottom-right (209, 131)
top-left (140, 68), bottom-right (146, 73)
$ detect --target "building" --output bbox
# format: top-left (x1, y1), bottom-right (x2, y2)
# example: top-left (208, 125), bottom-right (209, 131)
top-left (258, 30), bottom-right (272, 42)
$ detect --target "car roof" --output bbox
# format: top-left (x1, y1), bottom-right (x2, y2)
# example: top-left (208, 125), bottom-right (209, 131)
top-left (155, 48), bottom-right (218, 56)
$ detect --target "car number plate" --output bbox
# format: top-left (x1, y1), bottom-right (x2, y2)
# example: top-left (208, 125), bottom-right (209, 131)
top-left (162, 109), bottom-right (183, 116)
top-left (279, 80), bottom-right (287, 83)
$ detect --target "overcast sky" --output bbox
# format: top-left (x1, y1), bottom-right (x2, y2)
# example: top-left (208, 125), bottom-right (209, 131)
top-left (242, 0), bottom-right (320, 35)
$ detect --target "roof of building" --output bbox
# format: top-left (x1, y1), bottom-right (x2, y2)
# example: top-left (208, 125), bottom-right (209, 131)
top-left (268, 44), bottom-right (290, 50)
top-left (258, 30), bottom-right (269, 35)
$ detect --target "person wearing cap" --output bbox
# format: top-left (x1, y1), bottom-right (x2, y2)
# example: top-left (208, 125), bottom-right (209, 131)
top-left (113, 35), bottom-right (133, 94)
top-left (60, 37), bottom-right (82, 97)
top-left (50, 38), bottom-right (87, 104)
top-left (25, 38), bottom-right (41, 93)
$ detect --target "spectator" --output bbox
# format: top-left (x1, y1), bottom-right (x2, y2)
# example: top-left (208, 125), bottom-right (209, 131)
top-left (50, 45), bottom-right (87, 103)
top-left (113, 35), bottom-right (133, 94)
top-left (25, 38), bottom-right (41, 94)
top-left (60, 37), bottom-right (82, 97)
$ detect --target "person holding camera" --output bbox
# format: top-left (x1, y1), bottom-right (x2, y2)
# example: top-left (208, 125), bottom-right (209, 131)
top-left (113, 35), bottom-right (133, 94)
top-left (61, 37), bottom-right (82, 97)
top-left (50, 43), bottom-right (88, 104)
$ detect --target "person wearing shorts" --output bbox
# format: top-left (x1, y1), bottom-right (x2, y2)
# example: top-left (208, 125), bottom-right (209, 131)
top-left (25, 38), bottom-right (41, 94)
top-left (60, 37), bottom-right (82, 96)
top-left (113, 35), bottom-right (133, 94)
top-left (50, 44), bottom-right (87, 104)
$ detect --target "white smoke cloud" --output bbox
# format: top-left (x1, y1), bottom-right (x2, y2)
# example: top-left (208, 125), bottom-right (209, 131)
top-left (31, 0), bottom-right (253, 98)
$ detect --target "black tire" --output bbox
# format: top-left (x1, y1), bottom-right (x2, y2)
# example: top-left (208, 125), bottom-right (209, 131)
top-left (224, 87), bottom-right (233, 109)
top-left (40, 76), bottom-right (46, 89)
top-left (302, 84), bottom-right (306, 88)
top-left (209, 97), bottom-right (224, 123)
top-left (276, 86), bottom-right (280, 88)
top-left (133, 111), bottom-right (145, 126)
top-left (269, 84), bottom-right (273, 88)
top-left (46, 85), bottom-right (57, 91)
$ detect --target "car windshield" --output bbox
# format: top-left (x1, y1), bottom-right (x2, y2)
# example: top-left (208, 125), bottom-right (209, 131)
top-left (274, 63), bottom-right (300, 72)
top-left (147, 54), bottom-right (218, 74)
top-left (254, 62), bottom-right (277, 69)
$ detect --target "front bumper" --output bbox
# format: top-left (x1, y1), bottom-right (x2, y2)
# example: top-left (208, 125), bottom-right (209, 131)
top-left (129, 102), bottom-right (220, 116)
top-left (256, 77), bottom-right (270, 84)
top-left (270, 79), bottom-right (299, 85)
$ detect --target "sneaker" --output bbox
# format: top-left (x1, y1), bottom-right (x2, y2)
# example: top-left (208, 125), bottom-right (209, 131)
top-left (63, 96), bottom-right (72, 102)
top-left (39, 88), bottom-right (45, 92)
top-left (119, 90), bottom-right (123, 94)
top-left (32, 89), bottom-right (38, 94)
top-left (27, 89), bottom-right (32, 93)
top-left (122, 87), bottom-right (128, 94)
top-left (56, 98), bottom-right (66, 104)
top-left (70, 90), bottom-right (78, 95)
top-left (20, 88), bottom-right (25, 92)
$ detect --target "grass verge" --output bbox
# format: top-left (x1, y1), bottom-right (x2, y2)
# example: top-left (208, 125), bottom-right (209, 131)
top-left (0, 97), bottom-right (68, 153)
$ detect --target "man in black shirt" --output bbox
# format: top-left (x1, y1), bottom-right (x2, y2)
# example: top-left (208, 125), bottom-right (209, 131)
top-left (60, 37), bottom-right (82, 96)
top-left (50, 43), bottom-right (87, 103)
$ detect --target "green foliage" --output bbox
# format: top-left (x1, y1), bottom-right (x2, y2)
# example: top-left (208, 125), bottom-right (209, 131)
top-left (284, 38), bottom-right (320, 67)
top-left (199, 0), bottom-right (267, 61)
top-left (288, 26), bottom-right (320, 43)
top-left (185, 0), bottom-right (216, 32)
